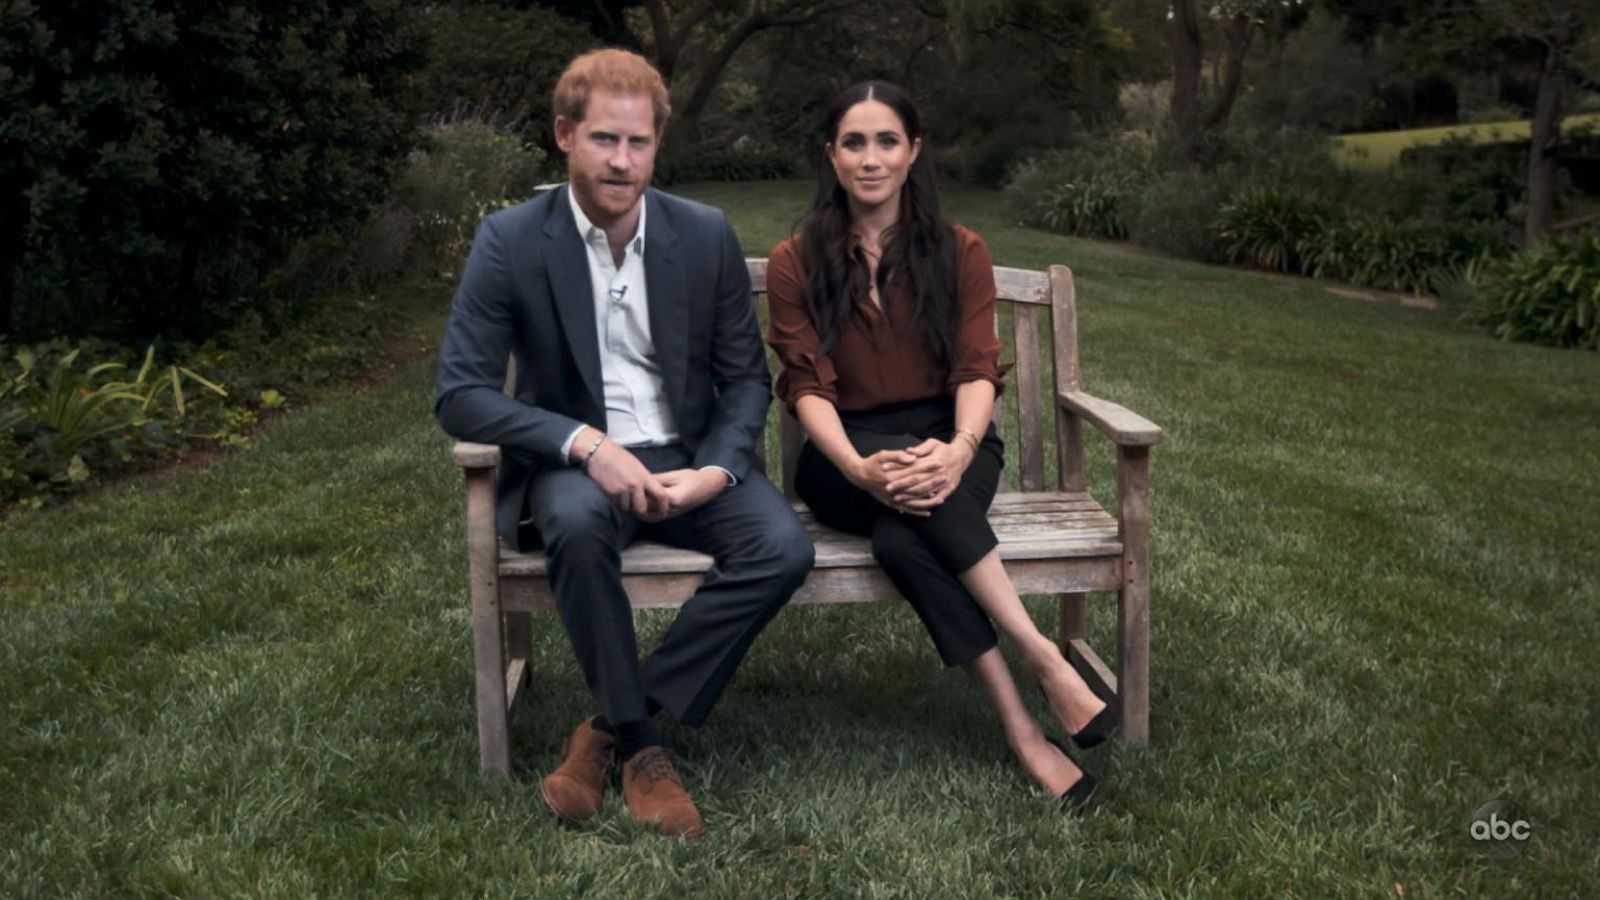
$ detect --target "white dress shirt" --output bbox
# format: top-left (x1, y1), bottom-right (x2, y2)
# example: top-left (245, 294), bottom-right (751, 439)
top-left (559, 190), bottom-right (735, 485)
top-left (564, 188), bottom-right (679, 452)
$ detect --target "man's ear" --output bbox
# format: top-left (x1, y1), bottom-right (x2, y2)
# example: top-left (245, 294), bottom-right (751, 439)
top-left (554, 115), bottom-right (576, 154)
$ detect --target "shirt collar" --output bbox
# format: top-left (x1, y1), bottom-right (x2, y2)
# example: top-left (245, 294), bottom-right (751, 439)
top-left (567, 184), bottom-right (646, 255)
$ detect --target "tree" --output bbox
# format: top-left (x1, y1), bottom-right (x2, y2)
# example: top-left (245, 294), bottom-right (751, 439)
top-left (1169, 0), bottom-right (1308, 163)
top-left (1471, 0), bottom-right (1600, 244)
top-left (741, 0), bottom-right (1128, 181)
top-left (534, 0), bottom-right (644, 47)
top-left (1330, 0), bottom-right (1600, 244)
top-left (415, 4), bottom-right (597, 139)
top-left (640, 0), bottom-right (861, 147)
top-left (0, 0), bottom-right (427, 341)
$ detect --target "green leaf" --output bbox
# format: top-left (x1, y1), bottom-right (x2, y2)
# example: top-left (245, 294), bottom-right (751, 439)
top-left (66, 454), bottom-right (90, 483)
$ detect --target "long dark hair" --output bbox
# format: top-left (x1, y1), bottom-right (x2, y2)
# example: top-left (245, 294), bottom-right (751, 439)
top-left (797, 81), bottom-right (957, 378)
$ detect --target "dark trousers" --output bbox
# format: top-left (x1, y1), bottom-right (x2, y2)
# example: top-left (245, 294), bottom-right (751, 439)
top-left (523, 444), bottom-right (813, 730)
top-left (794, 397), bottom-right (1004, 667)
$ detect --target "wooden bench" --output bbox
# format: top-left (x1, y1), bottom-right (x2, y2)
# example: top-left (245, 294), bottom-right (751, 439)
top-left (450, 261), bottom-right (1163, 775)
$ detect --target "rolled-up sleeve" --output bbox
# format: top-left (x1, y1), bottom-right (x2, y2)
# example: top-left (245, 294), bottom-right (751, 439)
top-left (946, 228), bottom-right (1012, 393)
top-left (765, 239), bottom-right (839, 410)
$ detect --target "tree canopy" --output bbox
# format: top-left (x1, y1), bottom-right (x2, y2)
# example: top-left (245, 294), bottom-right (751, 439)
top-left (0, 0), bottom-right (427, 340)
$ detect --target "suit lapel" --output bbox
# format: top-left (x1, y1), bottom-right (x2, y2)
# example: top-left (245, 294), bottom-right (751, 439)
top-left (542, 186), bottom-right (604, 415)
top-left (643, 191), bottom-right (688, 417)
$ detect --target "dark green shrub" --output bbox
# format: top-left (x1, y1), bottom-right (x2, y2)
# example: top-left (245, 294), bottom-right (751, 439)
top-left (1466, 233), bottom-right (1600, 349)
top-left (1004, 140), bottom-right (1157, 238)
top-left (1396, 139), bottom-right (1515, 221)
top-left (1008, 126), bottom-right (1524, 294)
top-left (1123, 171), bottom-right (1230, 263)
top-left (0, 340), bottom-right (237, 508)
top-left (1356, 219), bottom-right (1453, 294)
top-left (1219, 188), bottom-right (1337, 272)
top-left (1231, 9), bottom-right (1389, 134)
top-left (1429, 255), bottom-right (1498, 315)
top-left (0, 271), bottom-right (428, 510)
top-left (259, 119), bottom-right (546, 303)
top-left (415, 4), bottom-right (596, 144)
top-left (344, 210), bottom-right (420, 288)
top-left (1032, 175), bottom-right (1133, 238)
top-left (1302, 216), bottom-right (1511, 295)
top-left (392, 121), bottom-right (549, 269)
top-left (261, 231), bottom-right (374, 315)
top-left (1397, 131), bottom-right (1590, 222)
top-left (655, 148), bottom-right (798, 186)
top-left (964, 124), bottom-right (1084, 187)
top-left (1299, 217), bottom-right (1364, 284)
top-left (0, 0), bottom-right (428, 342)
top-left (1204, 128), bottom-right (1357, 199)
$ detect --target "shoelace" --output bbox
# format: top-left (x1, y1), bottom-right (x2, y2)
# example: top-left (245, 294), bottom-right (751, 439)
top-left (629, 750), bottom-right (678, 788)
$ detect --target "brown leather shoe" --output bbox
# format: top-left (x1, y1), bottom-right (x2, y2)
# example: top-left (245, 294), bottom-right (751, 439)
top-left (621, 746), bottom-right (706, 839)
top-left (539, 716), bottom-right (615, 825)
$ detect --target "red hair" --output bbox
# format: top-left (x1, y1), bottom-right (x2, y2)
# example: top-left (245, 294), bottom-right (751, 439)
top-left (553, 49), bottom-right (671, 133)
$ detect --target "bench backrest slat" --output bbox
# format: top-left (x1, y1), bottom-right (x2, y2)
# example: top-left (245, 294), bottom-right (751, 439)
top-left (991, 312), bottom-right (1006, 441)
top-left (1013, 302), bottom-right (1046, 491)
top-left (1049, 265), bottom-right (1087, 492)
top-left (747, 259), bottom-right (1080, 499)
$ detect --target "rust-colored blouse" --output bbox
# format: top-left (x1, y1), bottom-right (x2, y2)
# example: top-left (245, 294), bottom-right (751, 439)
top-left (766, 225), bottom-right (1009, 412)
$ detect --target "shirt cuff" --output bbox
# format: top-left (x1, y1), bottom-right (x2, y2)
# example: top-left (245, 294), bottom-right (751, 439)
top-left (699, 465), bottom-right (737, 487)
top-left (559, 425), bottom-right (587, 464)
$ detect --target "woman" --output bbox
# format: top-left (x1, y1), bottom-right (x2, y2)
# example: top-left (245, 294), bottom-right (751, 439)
top-left (766, 81), bottom-right (1113, 810)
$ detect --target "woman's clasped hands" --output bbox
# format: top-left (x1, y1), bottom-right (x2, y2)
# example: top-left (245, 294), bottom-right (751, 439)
top-left (849, 438), bottom-right (975, 516)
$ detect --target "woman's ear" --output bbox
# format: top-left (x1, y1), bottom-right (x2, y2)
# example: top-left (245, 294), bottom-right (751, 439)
top-left (909, 137), bottom-right (922, 166)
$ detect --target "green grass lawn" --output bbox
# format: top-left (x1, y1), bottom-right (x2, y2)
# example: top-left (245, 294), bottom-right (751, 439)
top-left (1334, 113), bottom-right (1600, 168)
top-left (3, 182), bottom-right (1597, 896)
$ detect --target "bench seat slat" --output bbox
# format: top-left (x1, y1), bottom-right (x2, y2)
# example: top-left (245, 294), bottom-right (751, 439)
top-left (499, 553), bottom-right (1124, 611)
top-left (498, 491), bottom-right (1120, 578)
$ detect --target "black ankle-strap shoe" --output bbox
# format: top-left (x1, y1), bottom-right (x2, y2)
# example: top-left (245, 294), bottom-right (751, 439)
top-left (1046, 736), bottom-right (1099, 815)
top-left (1070, 703), bottom-right (1118, 750)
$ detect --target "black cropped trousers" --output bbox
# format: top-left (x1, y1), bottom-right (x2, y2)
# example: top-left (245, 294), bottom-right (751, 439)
top-left (794, 396), bottom-right (1005, 666)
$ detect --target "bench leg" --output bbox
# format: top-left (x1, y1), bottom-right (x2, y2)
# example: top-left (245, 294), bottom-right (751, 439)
top-left (1116, 446), bottom-right (1151, 746)
top-left (473, 599), bottom-right (511, 775)
top-left (505, 610), bottom-right (532, 709)
top-left (466, 474), bottom-right (511, 776)
top-left (1057, 592), bottom-right (1087, 649)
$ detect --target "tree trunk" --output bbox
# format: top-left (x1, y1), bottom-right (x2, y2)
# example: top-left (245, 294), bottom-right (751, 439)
top-left (592, 0), bottom-right (641, 47)
top-left (1526, 41), bottom-right (1566, 247)
top-left (1204, 15), bottom-right (1253, 129)
top-left (644, 0), bottom-right (678, 82)
top-left (643, 0), bottom-right (720, 84)
top-left (172, 236), bottom-right (204, 338)
top-left (0, 267), bottom-right (13, 339)
top-left (652, 0), bottom-right (834, 147)
top-left (1170, 0), bottom-right (1204, 165)
top-left (673, 14), bottom-right (774, 145)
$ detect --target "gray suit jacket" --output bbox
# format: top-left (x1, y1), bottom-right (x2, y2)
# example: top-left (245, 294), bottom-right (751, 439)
top-left (433, 186), bottom-right (770, 550)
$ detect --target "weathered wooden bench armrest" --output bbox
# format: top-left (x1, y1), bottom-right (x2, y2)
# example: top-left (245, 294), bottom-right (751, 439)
top-left (452, 441), bottom-right (501, 469)
top-left (1056, 390), bottom-right (1164, 447)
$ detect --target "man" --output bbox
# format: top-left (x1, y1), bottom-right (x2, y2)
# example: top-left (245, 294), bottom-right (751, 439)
top-left (434, 49), bottom-right (813, 839)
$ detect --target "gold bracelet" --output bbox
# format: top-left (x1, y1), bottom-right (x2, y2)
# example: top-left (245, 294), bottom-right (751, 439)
top-left (954, 428), bottom-right (980, 451)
